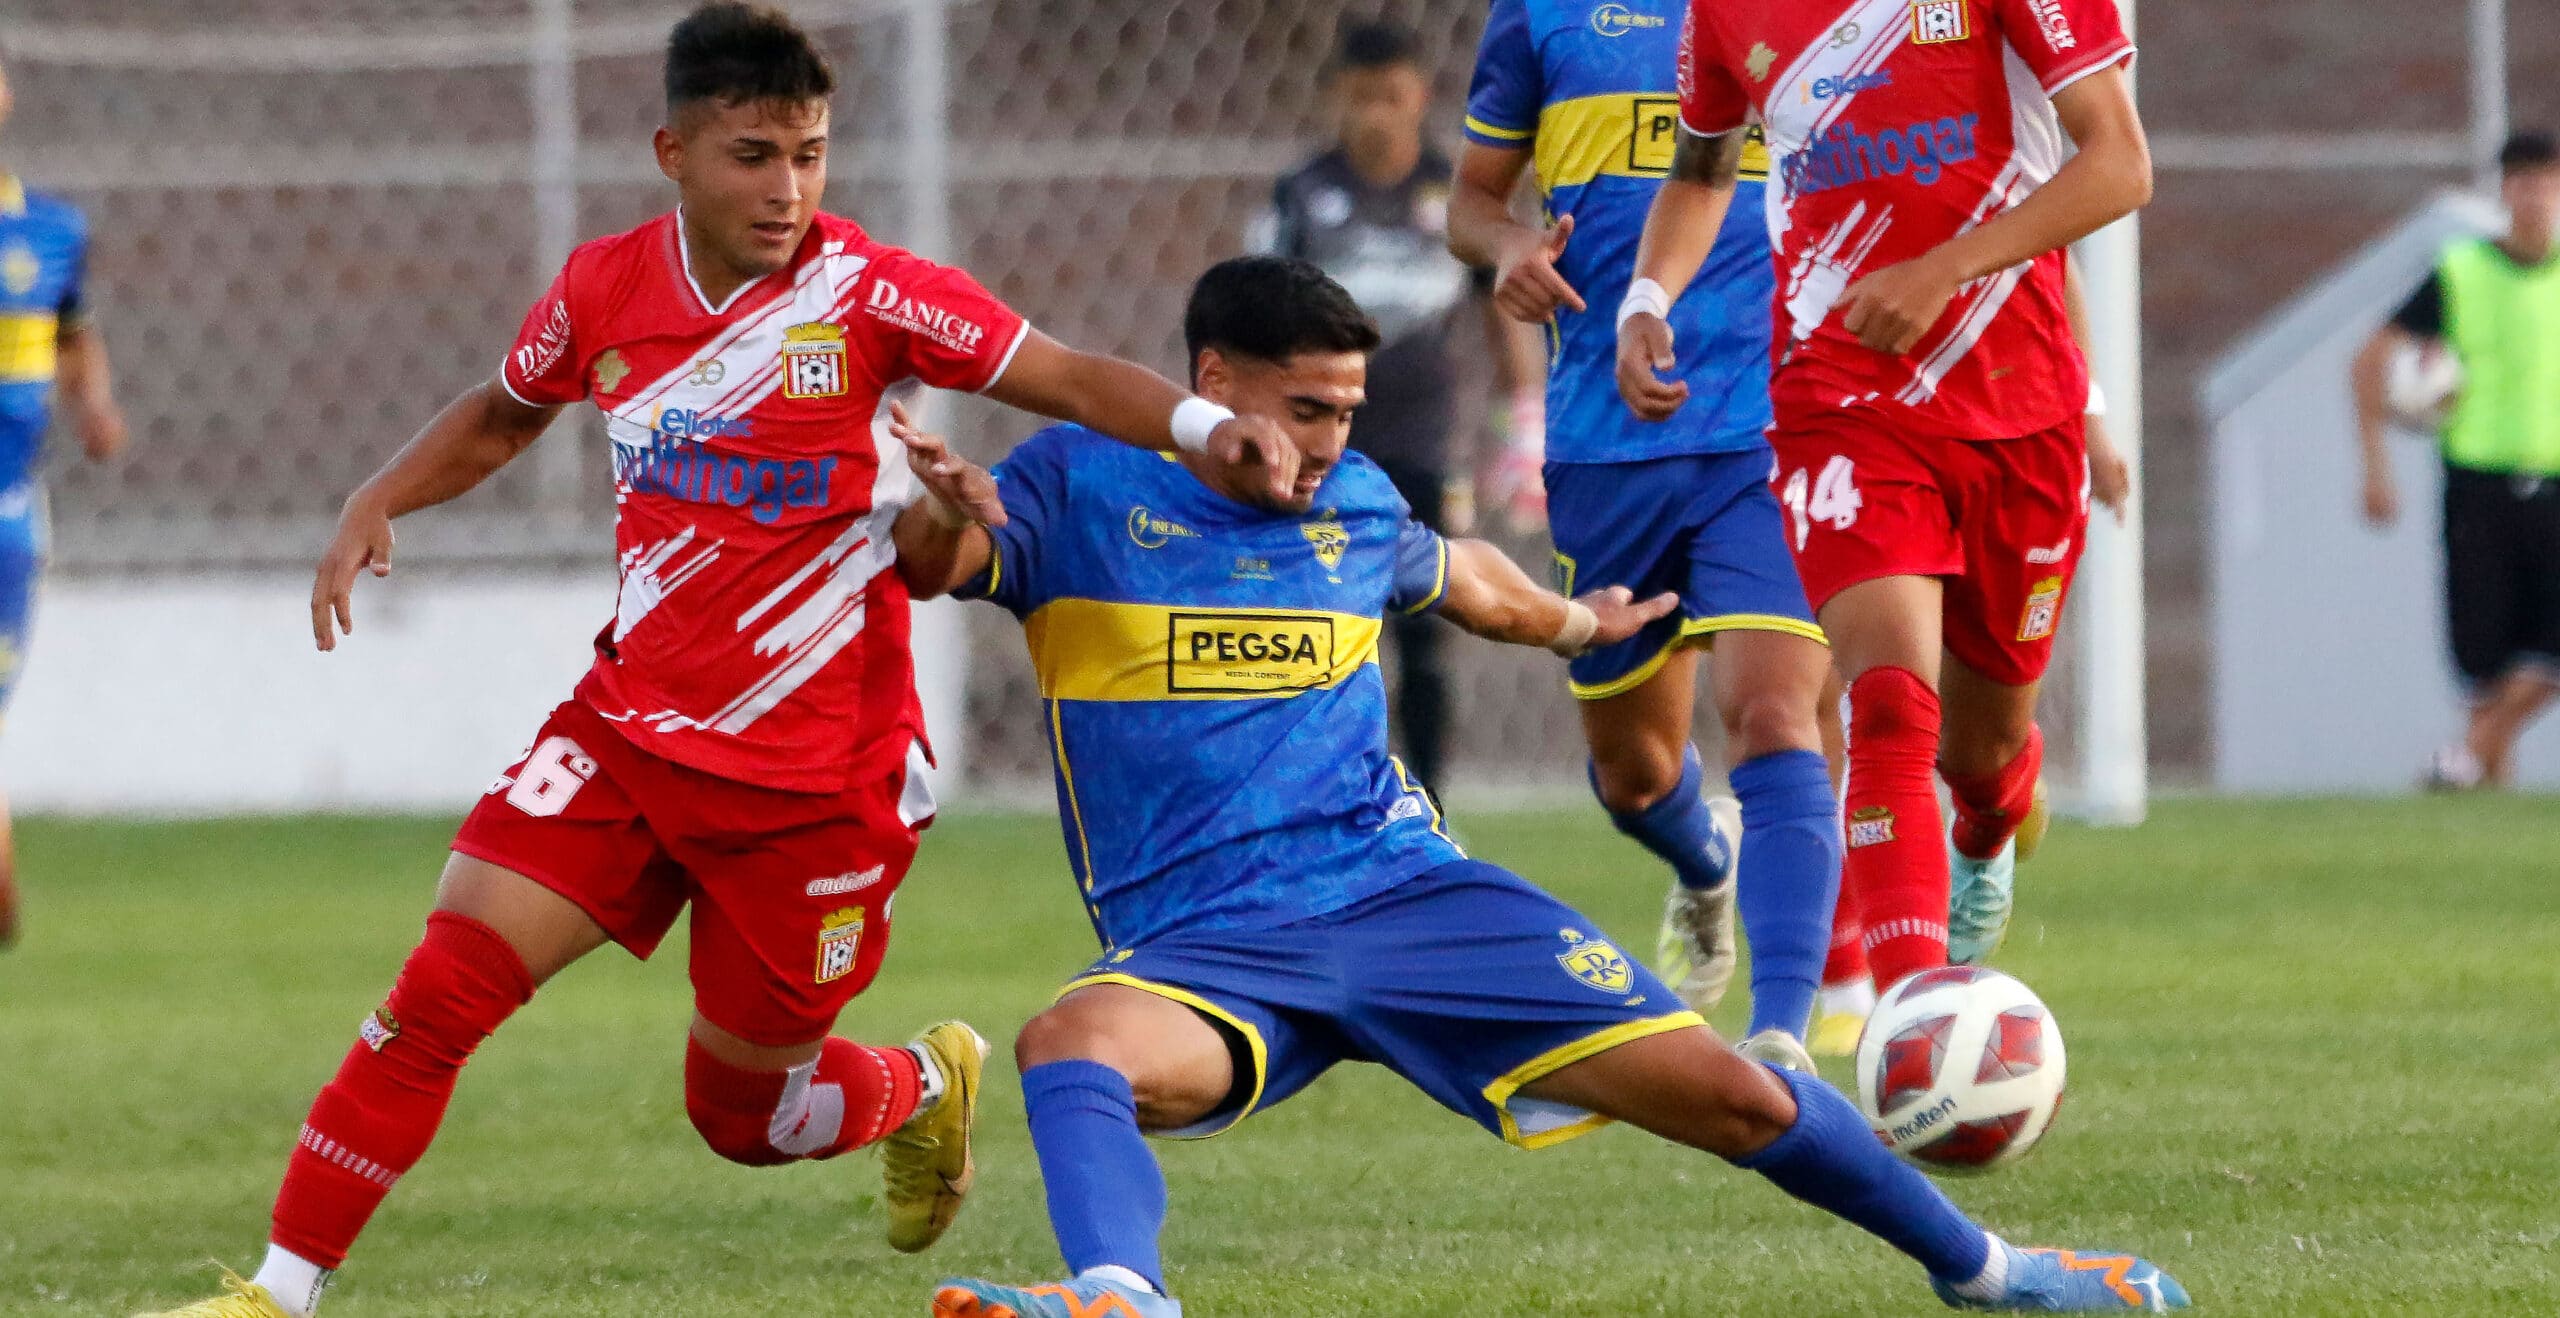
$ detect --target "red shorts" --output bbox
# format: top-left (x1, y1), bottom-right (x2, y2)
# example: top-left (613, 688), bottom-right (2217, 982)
top-left (452, 699), bottom-right (935, 1047)
top-left (1770, 413), bottom-right (2089, 686)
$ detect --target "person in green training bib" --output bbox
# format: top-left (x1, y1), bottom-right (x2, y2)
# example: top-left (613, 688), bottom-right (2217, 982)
top-left (2353, 130), bottom-right (2560, 790)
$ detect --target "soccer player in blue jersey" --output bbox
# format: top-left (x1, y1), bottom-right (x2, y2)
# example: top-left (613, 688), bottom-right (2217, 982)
top-left (0, 51), bottom-right (129, 948)
top-left (1445, 0), bottom-right (1837, 1063)
top-left (893, 256), bottom-right (2186, 1317)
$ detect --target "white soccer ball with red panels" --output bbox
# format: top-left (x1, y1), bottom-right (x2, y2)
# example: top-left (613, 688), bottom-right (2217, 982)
top-left (1854, 966), bottom-right (2066, 1174)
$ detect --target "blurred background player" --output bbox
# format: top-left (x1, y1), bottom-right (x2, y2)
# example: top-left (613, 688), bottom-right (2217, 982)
top-left (1626, 0), bottom-right (2153, 997)
top-left (141, 7), bottom-right (1303, 1316)
top-left (2352, 130), bottom-right (2560, 792)
top-left (1449, 0), bottom-right (1841, 1065)
top-left (1247, 18), bottom-right (1545, 794)
top-left (901, 255), bottom-right (2188, 1318)
top-left (0, 45), bottom-right (128, 949)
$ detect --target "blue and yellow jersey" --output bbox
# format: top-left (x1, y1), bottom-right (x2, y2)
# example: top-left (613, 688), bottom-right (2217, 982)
top-left (0, 177), bottom-right (88, 493)
top-left (959, 425), bottom-right (1467, 950)
top-left (1465, 0), bottom-right (1773, 463)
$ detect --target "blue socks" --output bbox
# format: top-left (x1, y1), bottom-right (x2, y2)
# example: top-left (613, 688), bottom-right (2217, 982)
top-left (1734, 1065), bottom-right (1993, 1283)
top-left (1730, 749), bottom-right (1843, 1040)
top-left (1023, 1060), bottom-right (1170, 1292)
top-left (1595, 745), bottom-right (1734, 891)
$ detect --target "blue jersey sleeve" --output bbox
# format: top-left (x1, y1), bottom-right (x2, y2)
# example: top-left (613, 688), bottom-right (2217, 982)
top-left (955, 430), bottom-right (1070, 617)
top-left (1464, 0), bottom-right (1542, 148)
top-left (1387, 517), bottom-right (1452, 615)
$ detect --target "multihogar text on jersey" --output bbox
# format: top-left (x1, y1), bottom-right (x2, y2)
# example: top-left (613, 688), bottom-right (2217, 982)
top-left (611, 438), bottom-right (839, 524)
top-left (1778, 114), bottom-right (1980, 199)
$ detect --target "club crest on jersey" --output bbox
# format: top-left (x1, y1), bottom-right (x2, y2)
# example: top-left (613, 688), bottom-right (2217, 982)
top-left (815, 906), bottom-right (867, 984)
top-left (358, 1007), bottom-right (401, 1053)
top-left (2018, 575), bottom-right (2064, 642)
top-left (1557, 929), bottom-right (1634, 995)
top-left (782, 322), bottom-right (849, 400)
top-left (593, 348), bottom-right (631, 395)
top-left (1301, 512), bottom-right (1348, 577)
top-left (1912, 0), bottom-right (1972, 44)
top-left (0, 245), bottom-right (36, 297)
top-left (1848, 805), bottom-right (1897, 848)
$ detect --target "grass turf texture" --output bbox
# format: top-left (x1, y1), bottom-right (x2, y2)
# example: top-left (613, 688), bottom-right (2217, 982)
top-left (3, 799), bottom-right (2556, 1315)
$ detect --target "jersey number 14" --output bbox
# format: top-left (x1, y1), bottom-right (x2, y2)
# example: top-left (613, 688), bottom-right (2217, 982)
top-left (1780, 456), bottom-right (1862, 550)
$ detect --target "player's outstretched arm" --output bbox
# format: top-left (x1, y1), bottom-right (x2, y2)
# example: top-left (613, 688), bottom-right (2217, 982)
top-left (983, 330), bottom-right (1301, 504)
top-left (1433, 537), bottom-right (1676, 656)
top-left (885, 403), bottom-right (998, 600)
top-left (1840, 67), bottom-right (2153, 355)
top-left (1616, 126), bottom-right (1745, 422)
top-left (1450, 143), bottom-right (1586, 323)
top-left (310, 380), bottom-right (561, 650)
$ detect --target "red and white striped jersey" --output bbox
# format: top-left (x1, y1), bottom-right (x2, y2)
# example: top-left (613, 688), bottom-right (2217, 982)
top-left (501, 210), bottom-right (1028, 791)
top-left (1678, 0), bottom-right (2132, 440)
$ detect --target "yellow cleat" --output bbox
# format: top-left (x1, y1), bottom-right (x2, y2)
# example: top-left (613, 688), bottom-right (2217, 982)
top-left (1808, 1004), bottom-right (1868, 1059)
top-left (2013, 777), bottom-right (2053, 864)
top-left (882, 1020), bottom-right (990, 1254)
top-left (135, 1269), bottom-right (292, 1318)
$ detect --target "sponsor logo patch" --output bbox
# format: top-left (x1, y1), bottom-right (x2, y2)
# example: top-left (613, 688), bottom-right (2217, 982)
top-left (782, 322), bottom-right (849, 400)
top-left (1557, 928), bottom-right (1634, 995)
top-left (516, 298), bottom-right (574, 383)
top-left (1912, 0), bottom-right (1972, 44)
top-left (1127, 507), bottom-right (1200, 549)
top-left (1166, 612), bottom-right (1339, 693)
top-left (592, 348), bottom-right (630, 395)
top-left (806, 865), bottom-right (886, 898)
top-left (1848, 805), bottom-right (1897, 848)
top-left (815, 907), bottom-right (867, 984)
top-left (863, 278), bottom-right (989, 355)
top-left (2025, 538), bottom-right (2072, 565)
top-left (2018, 574), bottom-right (2065, 642)
top-left (2026, 0), bottom-right (2077, 50)
top-left (1590, 2), bottom-right (1666, 37)
top-left (1745, 42), bottom-right (1779, 81)
top-left (358, 1007), bottom-right (401, 1053)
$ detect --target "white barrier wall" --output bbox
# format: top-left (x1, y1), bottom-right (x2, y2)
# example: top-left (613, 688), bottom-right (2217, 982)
top-left (3, 571), bottom-right (970, 815)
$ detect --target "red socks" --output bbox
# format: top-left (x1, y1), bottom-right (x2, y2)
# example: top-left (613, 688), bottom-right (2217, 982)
top-left (271, 912), bottom-right (534, 1268)
top-left (1822, 880), bottom-right (1870, 988)
top-left (684, 1034), bottom-right (923, 1166)
top-left (1945, 723), bottom-right (2043, 861)
top-left (1843, 667), bottom-right (1949, 989)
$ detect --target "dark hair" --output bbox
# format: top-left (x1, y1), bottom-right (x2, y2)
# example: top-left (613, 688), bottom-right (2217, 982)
top-left (1334, 19), bottom-right (1422, 73)
top-left (1184, 256), bottom-right (1381, 376)
top-left (2501, 131), bottom-right (2560, 175)
top-left (665, 3), bottom-right (836, 118)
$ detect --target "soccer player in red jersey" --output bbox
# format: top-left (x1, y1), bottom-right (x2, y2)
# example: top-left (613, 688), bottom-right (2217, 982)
top-left (144, 7), bottom-right (1296, 1317)
top-left (1619, 0), bottom-right (2151, 996)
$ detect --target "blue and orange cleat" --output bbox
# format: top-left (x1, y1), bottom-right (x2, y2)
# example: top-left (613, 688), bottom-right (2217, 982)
top-left (1935, 1245), bottom-right (2190, 1312)
top-left (932, 1274), bottom-right (1182, 1318)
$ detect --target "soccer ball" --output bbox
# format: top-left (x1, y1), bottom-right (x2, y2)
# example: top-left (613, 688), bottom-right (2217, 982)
top-left (2385, 339), bottom-right (2463, 431)
top-left (1854, 966), bottom-right (2067, 1174)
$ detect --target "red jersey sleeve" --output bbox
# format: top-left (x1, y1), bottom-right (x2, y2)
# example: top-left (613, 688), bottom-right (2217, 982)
top-left (1992, 0), bottom-right (2135, 97)
top-left (1676, 1), bottom-right (1752, 136)
top-left (498, 263), bottom-right (587, 408)
top-left (859, 250), bottom-right (1031, 394)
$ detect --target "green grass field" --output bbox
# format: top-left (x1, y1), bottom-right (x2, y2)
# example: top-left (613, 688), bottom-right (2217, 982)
top-left (3, 798), bottom-right (2557, 1315)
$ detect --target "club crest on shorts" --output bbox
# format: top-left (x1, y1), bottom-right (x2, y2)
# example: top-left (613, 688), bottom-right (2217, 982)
top-left (1848, 805), bottom-right (1897, 848)
top-left (815, 906), bottom-right (866, 984)
top-left (2018, 574), bottom-right (2064, 642)
top-left (358, 1006), bottom-right (401, 1052)
top-left (783, 321), bottom-right (849, 400)
top-left (1557, 928), bottom-right (1634, 995)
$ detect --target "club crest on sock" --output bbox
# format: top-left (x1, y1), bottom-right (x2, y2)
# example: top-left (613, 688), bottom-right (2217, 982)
top-left (1848, 806), bottom-right (1898, 848)
top-left (357, 1007), bottom-right (400, 1053)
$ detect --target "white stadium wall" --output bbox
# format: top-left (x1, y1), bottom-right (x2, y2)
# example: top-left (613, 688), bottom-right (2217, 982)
top-left (3, 572), bottom-right (971, 815)
top-left (2206, 192), bottom-right (2560, 792)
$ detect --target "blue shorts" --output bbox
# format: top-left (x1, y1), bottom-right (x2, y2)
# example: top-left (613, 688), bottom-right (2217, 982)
top-left (1061, 860), bottom-right (1703, 1150)
top-left (0, 484), bottom-right (46, 728)
top-left (1544, 451), bottom-right (1823, 700)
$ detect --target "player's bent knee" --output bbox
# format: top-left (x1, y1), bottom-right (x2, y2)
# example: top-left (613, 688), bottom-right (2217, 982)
top-left (1846, 667), bottom-right (1941, 749)
top-left (1588, 747), bottom-right (1685, 814)
top-left (1722, 689), bottom-right (1820, 762)
top-left (686, 1093), bottom-right (797, 1167)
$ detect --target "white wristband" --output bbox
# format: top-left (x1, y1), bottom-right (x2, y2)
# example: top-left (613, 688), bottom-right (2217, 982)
top-left (1547, 601), bottom-right (1600, 658)
top-left (1617, 278), bottom-right (1672, 331)
top-left (1170, 397), bottom-right (1234, 456)
top-left (2085, 379), bottom-right (2108, 418)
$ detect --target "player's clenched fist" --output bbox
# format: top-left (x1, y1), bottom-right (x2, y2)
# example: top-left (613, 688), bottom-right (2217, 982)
top-left (1839, 254), bottom-right (1963, 356)
top-left (1615, 311), bottom-right (1689, 422)
top-left (1492, 214), bottom-right (1586, 322)
top-left (1205, 413), bottom-right (1304, 507)
top-left (310, 497), bottom-right (395, 651)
